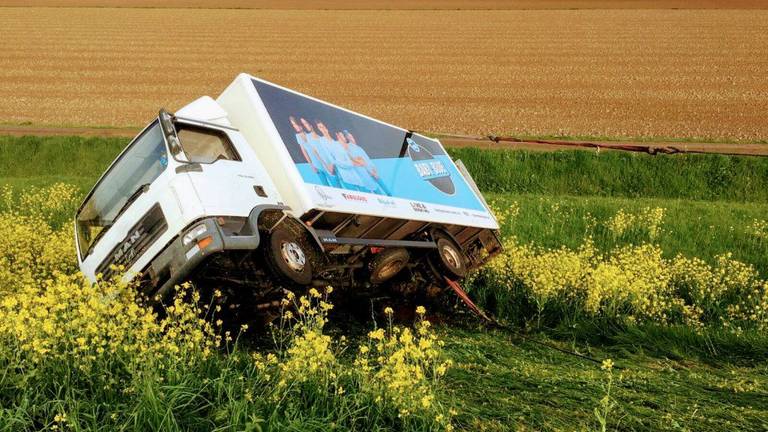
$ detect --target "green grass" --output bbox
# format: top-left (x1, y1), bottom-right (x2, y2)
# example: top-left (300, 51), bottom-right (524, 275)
top-left (5, 135), bottom-right (765, 273)
top-left (450, 147), bottom-right (768, 202)
top-left (2, 134), bottom-right (768, 431)
top-left (4, 135), bottom-right (768, 203)
top-left (488, 193), bottom-right (768, 276)
top-left (3, 133), bottom-right (767, 283)
top-left (442, 325), bottom-right (768, 432)
top-left (0, 135), bottom-right (126, 192)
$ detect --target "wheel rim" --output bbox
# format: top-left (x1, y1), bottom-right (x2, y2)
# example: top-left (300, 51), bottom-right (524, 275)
top-left (376, 259), bottom-right (404, 281)
top-left (280, 241), bottom-right (306, 272)
top-left (441, 244), bottom-right (462, 270)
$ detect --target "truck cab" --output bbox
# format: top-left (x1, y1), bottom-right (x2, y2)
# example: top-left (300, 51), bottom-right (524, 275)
top-left (75, 100), bottom-right (286, 299)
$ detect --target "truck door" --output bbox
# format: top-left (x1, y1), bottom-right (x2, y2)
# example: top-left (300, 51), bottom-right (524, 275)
top-left (173, 121), bottom-right (277, 216)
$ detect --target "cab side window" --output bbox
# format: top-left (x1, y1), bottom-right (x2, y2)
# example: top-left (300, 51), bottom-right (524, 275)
top-left (176, 124), bottom-right (241, 164)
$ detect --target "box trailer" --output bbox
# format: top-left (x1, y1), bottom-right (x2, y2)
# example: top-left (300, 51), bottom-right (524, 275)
top-left (74, 73), bottom-right (501, 311)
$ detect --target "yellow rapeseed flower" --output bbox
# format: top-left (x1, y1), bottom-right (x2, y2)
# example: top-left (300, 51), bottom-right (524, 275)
top-left (601, 359), bottom-right (614, 371)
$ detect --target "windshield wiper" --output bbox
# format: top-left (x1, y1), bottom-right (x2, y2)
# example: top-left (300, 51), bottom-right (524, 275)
top-left (84, 183), bottom-right (150, 258)
top-left (85, 223), bottom-right (112, 258)
top-left (114, 183), bottom-right (151, 221)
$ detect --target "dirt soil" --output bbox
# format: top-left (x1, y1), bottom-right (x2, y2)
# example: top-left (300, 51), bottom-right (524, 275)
top-left (0, 125), bottom-right (140, 138)
top-left (1, 7), bottom-right (767, 142)
top-left (0, 1), bottom-right (765, 9)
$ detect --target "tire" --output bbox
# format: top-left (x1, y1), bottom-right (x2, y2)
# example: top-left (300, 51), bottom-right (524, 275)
top-left (369, 248), bottom-right (410, 284)
top-left (264, 227), bottom-right (313, 285)
top-left (430, 233), bottom-right (467, 280)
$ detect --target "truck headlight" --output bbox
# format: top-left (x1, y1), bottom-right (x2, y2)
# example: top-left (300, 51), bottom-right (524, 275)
top-left (182, 223), bottom-right (208, 246)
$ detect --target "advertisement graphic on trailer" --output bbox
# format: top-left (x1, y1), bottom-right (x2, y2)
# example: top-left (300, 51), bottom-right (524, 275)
top-left (251, 79), bottom-right (487, 213)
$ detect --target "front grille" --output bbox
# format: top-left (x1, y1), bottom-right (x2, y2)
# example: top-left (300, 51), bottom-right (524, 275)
top-left (97, 204), bottom-right (168, 279)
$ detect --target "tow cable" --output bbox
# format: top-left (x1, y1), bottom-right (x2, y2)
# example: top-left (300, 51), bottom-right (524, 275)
top-left (445, 277), bottom-right (615, 368)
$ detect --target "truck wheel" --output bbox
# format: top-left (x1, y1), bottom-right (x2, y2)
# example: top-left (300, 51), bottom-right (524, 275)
top-left (369, 248), bottom-right (410, 284)
top-left (430, 233), bottom-right (467, 280)
top-left (265, 228), bottom-right (313, 285)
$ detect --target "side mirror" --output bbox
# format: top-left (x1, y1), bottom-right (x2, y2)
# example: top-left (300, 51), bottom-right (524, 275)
top-left (159, 109), bottom-right (184, 158)
top-left (158, 108), bottom-right (176, 136)
top-left (167, 134), bottom-right (182, 156)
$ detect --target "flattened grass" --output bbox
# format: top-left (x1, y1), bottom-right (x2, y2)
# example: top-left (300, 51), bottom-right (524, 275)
top-left (442, 326), bottom-right (768, 432)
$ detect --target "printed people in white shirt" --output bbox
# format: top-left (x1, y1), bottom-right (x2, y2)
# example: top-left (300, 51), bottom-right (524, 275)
top-left (297, 117), bottom-right (340, 188)
top-left (290, 116), bottom-right (319, 173)
top-left (289, 115), bottom-right (391, 196)
top-left (340, 130), bottom-right (390, 195)
top-left (316, 121), bottom-right (366, 190)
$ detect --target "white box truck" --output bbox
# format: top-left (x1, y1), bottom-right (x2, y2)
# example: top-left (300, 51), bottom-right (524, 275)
top-left (74, 73), bottom-right (501, 309)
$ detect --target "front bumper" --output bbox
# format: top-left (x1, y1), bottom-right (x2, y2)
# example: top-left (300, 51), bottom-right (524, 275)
top-left (145, 218), bottom-right (237, 300)
top-left (145, 204), bottom-right (290, 299)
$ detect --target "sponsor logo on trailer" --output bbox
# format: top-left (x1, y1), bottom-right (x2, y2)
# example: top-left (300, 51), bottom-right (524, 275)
top-left (314, 185), bottom-right (334, 203)
top-left (407, 138), bottom-right (456, 195)
top-left (410, 202), bottom-right (429, 213)
top-left (342, 193), bottom-right (368, 202)
top-left (434, 207), bottom-right (461, 215)
top-left (376, 197), bottom-right (396, 207)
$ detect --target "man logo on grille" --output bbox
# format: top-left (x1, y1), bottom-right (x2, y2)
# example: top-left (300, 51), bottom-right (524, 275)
top-left (113, 226), bottom-right (145, 264)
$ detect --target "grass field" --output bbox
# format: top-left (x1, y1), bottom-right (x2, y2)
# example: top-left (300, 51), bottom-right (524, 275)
top-left (452, 147), bottom-right (768, 202)
top-left (1, 135), bottom-right (767, 430)
top-left (7, 134), bottom-right (768, 200)
top-left (5, 134), bottom-right (767, 271)
top-left (1, 6), bottom-right (768, 142)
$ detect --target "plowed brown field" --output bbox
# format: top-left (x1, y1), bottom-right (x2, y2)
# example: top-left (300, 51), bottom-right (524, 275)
top-left (2, 1), bottom-right (767, 9)
top-left (1, 7), bottom-right (767, 140)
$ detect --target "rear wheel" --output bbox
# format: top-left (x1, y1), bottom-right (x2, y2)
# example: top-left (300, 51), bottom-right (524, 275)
top-left (264, 227), bottom-right (313, 285)
top-left (369, 248), bottom-right (410, 284)
top-left (430, 233), bottom-right (467, 280)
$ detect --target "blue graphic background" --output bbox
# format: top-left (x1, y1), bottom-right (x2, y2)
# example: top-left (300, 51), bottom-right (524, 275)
top-left (251, 78), bottom-right (486, 213)
top-left (297, 154), bottom-right (486, 211)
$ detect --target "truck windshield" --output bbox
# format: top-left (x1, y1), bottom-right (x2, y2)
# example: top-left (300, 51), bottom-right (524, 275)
top-left (76, 121), bottom-right (168, 258)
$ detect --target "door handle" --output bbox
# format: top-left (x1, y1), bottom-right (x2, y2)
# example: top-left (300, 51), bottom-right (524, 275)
top-left (176, 163), bottom-right (203, 173)
top-left (253, 185), bottom-right (268, 197)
